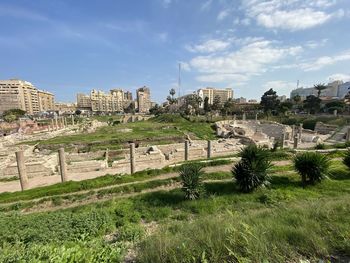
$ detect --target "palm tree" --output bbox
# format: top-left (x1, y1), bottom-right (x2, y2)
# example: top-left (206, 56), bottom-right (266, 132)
top-left (314, 83), bottom-right (327, 98)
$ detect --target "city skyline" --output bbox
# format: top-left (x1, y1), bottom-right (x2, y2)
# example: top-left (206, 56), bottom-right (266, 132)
top-left (1, 0), bottom-right (350, 103)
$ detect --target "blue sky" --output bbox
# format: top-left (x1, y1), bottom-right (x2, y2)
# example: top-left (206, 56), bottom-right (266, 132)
top-left (1, 0), bottom-right (350, 103)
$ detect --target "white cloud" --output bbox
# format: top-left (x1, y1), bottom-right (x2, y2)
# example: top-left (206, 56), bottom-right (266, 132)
top-left (305, 38), bottom-right (328, 49)
top-left (241, 0), bottom-right (344, 31)
top-left (162, 0), bottom-right (172, 8)
top-left (200, 0), bottom-right (213, 11)
top-left (190, 40), bottom-right (303, 83)
top-left (0, 5), bottom-right (48, 21)
top-left (156, 32), bottom-right (168, 43)
top-left (186, 39), bottom-right (231, 53)
top-left (327, 73), bottom-right (350, 82)
top-left (301, 50), bottom-right (350, 71)
top-left (217, 9), bottom-right (230, 21)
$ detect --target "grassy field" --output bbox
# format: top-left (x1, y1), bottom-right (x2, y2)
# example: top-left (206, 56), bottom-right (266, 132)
top-left (29, 114), bottom-right (217, 152)
top-left (0, 153), bottom-right (349, 262)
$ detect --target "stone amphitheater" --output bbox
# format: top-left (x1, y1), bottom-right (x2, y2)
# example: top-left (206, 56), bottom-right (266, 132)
top-left (0, 116), bottom-right (340, 192)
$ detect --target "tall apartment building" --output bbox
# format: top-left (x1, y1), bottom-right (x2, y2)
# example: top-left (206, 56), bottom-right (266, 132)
top-left (197, 87), bottom-right (234, 108)
top-left (0, 79), bottom-right (54, 114)
top-left (136, 86), bottom-right (151, 113)
top-left (77, 89), bottom-right (133, 113)
top-left (290, 81), bottom-right (344, 100)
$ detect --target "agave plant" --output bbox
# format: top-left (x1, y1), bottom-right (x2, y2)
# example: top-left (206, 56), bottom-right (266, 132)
top-left (294, 152), bottom-right (330, 186)
top-left (179, 163), bottom-right (204, 200)
top-left (232, 144), bottom-right (272, 193)
top-left (343, 149), bottom-right (350, 169)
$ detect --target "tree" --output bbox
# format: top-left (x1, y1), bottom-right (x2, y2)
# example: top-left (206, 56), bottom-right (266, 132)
top-left (292, 95), bottom-right (301, 105)
top-left (3, 114), bottom-right (16, 123)
top-left (314, 83), bottom-right (327, 98)
top-left (212, 95), bottom-right (221, 111)
top-left (185, 94), bottom-right (202, 115)
top-left (278, 100), bottom-right (293, 115)
top-left (167, 88), bottom-right (177, 105)
top-left (324, 101), bottom-right (345, 113)
top-left (260, 89), bottom-right (280, 116)
top-left (203, 97), bottom-right (211, 113)
top-left (75, 109), bottom-right (82, 115)
top-left (149, 104), bottom-right (163, 116)
top-left (222, 98), bottom-right (235, 116)
top-left (303, 95), bottom-right (321, 114)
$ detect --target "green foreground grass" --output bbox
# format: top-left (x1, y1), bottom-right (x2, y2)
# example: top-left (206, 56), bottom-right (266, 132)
top-left (0, 158), bottom-right (349, 262)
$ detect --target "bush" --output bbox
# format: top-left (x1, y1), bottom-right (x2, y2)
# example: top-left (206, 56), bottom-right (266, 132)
top-left (179, 163), bottom-right (204, 200)
top-left (315, 143), bottom-right (325, 150)
top-left (343, 149), bottom-right (350, 169)
top-left (293, 152), bottom-right (330, 186)
top-left (232, 144), bottom-right (272, 193)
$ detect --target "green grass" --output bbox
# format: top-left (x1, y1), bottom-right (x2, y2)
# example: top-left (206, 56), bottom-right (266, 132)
top-left (0, 159), bottom-right (232, 205)
top-left (0, 155), bottom-right (349, 262)
top-left (27, 114), bottom-right (217, 152)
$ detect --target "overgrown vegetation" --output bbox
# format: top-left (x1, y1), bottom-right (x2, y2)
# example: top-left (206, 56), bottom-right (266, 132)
top-left (179, 163), bottom-right (204, 200)
top-left (294, 152), bottom-right (330, 186)
top-left (232, 144), bottom-right (272, 192)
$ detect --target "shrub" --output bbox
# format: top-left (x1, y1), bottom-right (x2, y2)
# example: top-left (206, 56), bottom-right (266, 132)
top-left (315, 143), bottom-right (325, 150)
top-left (293, 152), bottom-right (330, 186)
top-left (342, 149), bottom-right (350, 169)
top-left (179, 163), bottom-right (204, 200)
top-left (232, 144), bottom-right (272, 193)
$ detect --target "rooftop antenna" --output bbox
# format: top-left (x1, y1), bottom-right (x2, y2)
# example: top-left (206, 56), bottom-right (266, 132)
top-left (178, 62), bottom-right (181, 98)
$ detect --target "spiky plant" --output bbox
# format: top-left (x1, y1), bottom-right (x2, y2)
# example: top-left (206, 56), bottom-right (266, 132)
top-left (179, 163), bottom-right (204, 200)
top-left (343, 149), bottom-right (350, 169)
top-left (232, 144), bottom-right (272, 193)
top-left (294, 152), bottom-right (330, 186)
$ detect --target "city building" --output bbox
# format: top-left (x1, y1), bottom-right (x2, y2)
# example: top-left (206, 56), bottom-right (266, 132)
top-left (54, 102), bottom-right (77, 115)
top-left (290, 81), bottom-right (344, 100)
top-left (338, 82), bottom-right (350, 99)
top-left (197, 87), bottom-right (234, 108)
top-left (77, 93), bottom-right (92, 109)
top-left (77, 88), bottom-right (137, 113)
top-left (0, 79), bottom-right (54, 114)
top-left (136, 86), bottom-right (151, 113)
top-left (234, 97), bottom-right (247, 104)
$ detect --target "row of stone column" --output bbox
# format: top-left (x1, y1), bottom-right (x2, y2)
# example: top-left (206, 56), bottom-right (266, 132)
top-left (15, 148), bottom-right (67, 191)
top-left (47, 115), bottom-right (75, 132)
top-left (231, 113), bottom-right (259, 122)
top-left (128, 140), bottom-right (213, 174)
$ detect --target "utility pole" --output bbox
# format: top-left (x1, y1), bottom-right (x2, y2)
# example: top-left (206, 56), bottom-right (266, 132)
top-left (178, 62), bottom-right (181, 98)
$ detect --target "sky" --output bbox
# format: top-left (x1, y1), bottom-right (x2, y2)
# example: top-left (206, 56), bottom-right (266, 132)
top-left (0, 0), bottom-right (350, 103)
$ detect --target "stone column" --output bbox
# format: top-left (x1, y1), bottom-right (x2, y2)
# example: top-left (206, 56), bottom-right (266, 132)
top-left (293, 135), bottom-right (298, 149)
top-left (233, 114), bottom-right (236, 122)
top-left (334, 109), bottom-right (338, 117)
top-left (207, 140), bottom-right (212, 159)
top-left (299, 123), bottom-right (303, 142)
top-left (15, 151), bottom-right (29, 191)
top-left (347, 128), bottom-right (350, 141)
top-left (291, 125), bottom-right (295, 139)
top-left (64, 117), bottom-right (67, 127)
top-left (281, 133), bottom-right (286, 148)
top-left (130, 143), bottom-right (135, 174)
top-left (255, 113), bottom-right (258, 121)
top-left (55, 116), bottom-right (58, 130)
top-left (184, 140), bottom-right (189, 161)
top-left (58, 148), bottom-right (68, 182)
top-left (105, 148), bottom-right (109, 167)
top-left (242, 113), bottom-right (246, 121)
top-left (71, 115), bottom-right (75, 125)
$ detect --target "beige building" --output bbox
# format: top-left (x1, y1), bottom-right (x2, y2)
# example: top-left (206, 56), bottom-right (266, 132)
top-left (55, 102), bottom-right (77, 114)
top-left (197, 87), bottom-right (234, 108)
top-left (0, 79), bottom-right (54, 114)
top-left (77, 88), bottom-right (133, 112)
top-left (136, 86), bottom-right (151, 113)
